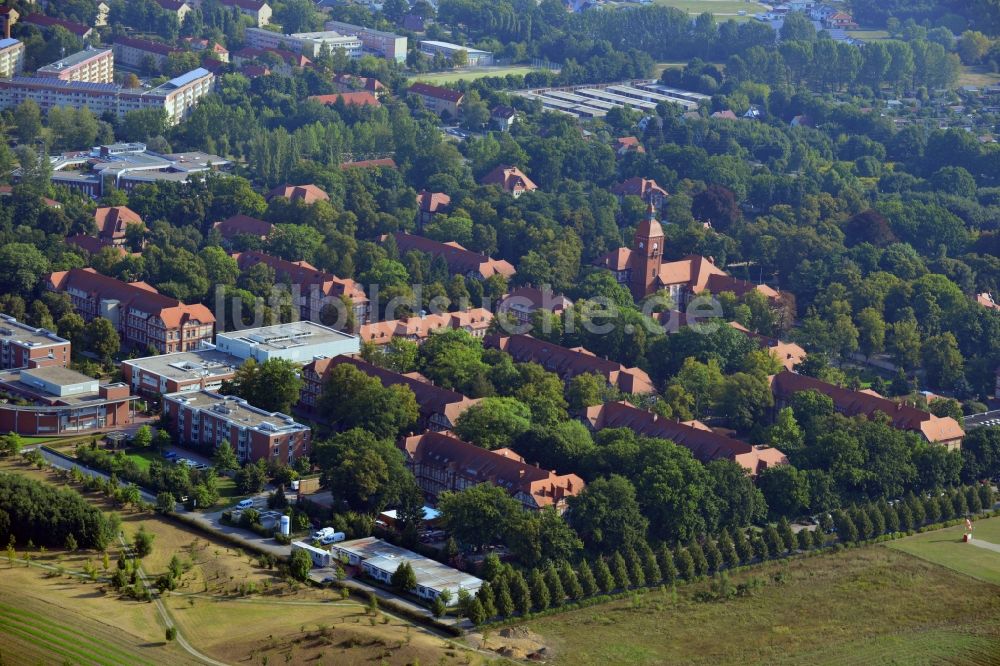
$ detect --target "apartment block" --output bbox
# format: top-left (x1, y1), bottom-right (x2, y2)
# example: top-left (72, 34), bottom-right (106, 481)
top-left (122, 348), bottom-right (239, 397)
top-left (0, 38), bottom-right (24, 78)
top-left (0, 313), bottom-right (70, 370)
top-left (324, 20), bottom-right (407, 62)
top-left (244, 27), bottom-right (362, 59)
top-left (113, 37), bottom-right (181, 70)
top-left (37, 48), bottom-right (113, 83)
top-left (163, 390), bottom-right (311, 464)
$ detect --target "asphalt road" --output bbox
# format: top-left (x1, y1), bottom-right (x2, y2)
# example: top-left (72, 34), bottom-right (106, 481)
top-left (35, 447), bottom-right (160, 504)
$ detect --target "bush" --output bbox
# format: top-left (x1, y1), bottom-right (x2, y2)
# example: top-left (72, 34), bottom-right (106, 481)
top-left (165, 626), bottom-right (177, 641)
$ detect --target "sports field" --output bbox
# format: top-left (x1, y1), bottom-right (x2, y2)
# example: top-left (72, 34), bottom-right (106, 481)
top-left (526, 545), bottom-right (1000, 665)
top-left (410, 66), bottom-right (544, 85)
top-left (888, 516), bottom-right (1000, 586)
top-left (652, 0), bottom-right (767, 17)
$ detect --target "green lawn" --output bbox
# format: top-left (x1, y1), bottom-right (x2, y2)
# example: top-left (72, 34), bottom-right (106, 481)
top-left (959, 65), bottom-right (1000, 87)
top-left (409, 66), bottom-right (544, 85)
top-left (120, 448), bottom-right (162, 473)
top-left (845, 29), bottom-right (891, 41)
top-left (887, 516), bottom-right (1000, 586)
top-left (652, 0), bottom-right (766, 17)
top-left (524, 545), bottom-right (1000, 665)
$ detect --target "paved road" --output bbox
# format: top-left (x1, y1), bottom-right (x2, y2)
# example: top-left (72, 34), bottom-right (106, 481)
top-left (176, 495), bottom-right (291, 559)
top-left (35, 447), bottom-right (159, 504)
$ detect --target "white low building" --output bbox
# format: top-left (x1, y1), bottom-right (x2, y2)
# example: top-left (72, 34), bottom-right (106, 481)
top-left (214, 321), bottom-right (360, 364)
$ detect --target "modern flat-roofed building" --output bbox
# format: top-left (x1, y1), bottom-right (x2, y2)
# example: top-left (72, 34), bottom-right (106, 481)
top-left (37, 48), bottom-right (113, 83)
top-left (418, 40), bottom-right (493, 66)
top-left (0, 366), bottom-right (135, 436)
top-left (0, 38), bottom-right (24, 78)
top-left (122, 348), bottom-right (240, 397)
top-left (244, 27), bottom-right (361, 59)
top-left (331, 537), bottom-right (482, 602)
top-left (215, 321), bottom-right (360, 364)
top-left (0, 68), bottom-right (214, 125)
top-left (0, 314), bottom-right (70, 370)
top-left (324, 20), bottom-right (406, 62)
top-left (46, 268), bottom-right (215, 354)
top-left (163, 390), bottom-right (310, 464)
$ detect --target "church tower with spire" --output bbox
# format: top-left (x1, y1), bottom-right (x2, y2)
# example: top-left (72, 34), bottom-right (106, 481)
top-left (630, 203), bottom-right (664, 301)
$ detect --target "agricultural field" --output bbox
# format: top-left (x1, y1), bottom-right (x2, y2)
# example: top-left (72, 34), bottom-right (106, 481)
top-left (524, 545), bottom-right (1000, 665)
top-left (888, 516), bottom-right (1000, 586)
top-left (409, 66), bottom-right (544, 85)
top-left (651, 0), bottom-right (767, 18)
top-left (958, 65), bottom-right (1000, 87)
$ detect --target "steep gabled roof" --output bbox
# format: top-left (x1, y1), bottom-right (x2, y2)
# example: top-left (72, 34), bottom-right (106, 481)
top-left (23, 14), bottom-right (92, 37)
top-left (94, 206), bottom-right (141, 240)
top-left (611, 177), bottom-right (667, 199)
top-left (213, 214), bottom-right (273, 240)
top-left (586, 401), bottom-right (787, 475)
top-left (487, 334), bottom-right (655, 395)
top-left (233, 250), bottom-right (366, 304)
top-left (408, 82), bottom-right (464, 103)
top-left (359, 309), bottom-right (493, 344)
top-left (417, 190), bottom-right (450, 214)
top-left (309, 91), bottom-right (380, 107)
top-left (265, 183), bottom-right (329, 204)
top-left (391, 232), bottom-right (516, 280)
top-left (479, 165), bottom-right (537, 194)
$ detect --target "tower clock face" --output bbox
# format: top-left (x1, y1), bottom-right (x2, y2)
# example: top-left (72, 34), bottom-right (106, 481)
top-left (638, 241), bottom-right (644, 249)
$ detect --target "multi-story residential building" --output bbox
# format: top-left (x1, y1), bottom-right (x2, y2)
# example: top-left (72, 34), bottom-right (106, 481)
top-left (388, 232), bottom-right (516, 281)
top-left (407, 82), bottom-right (464, 117)
top-left (21, 14), bottom-right (93, 40)
top-left (163, 390), bottom-right (310, 464)
top-left (497, 286), bottom-right (572, 325)
top-left (37, 48), bottom-right (113, 83)
top-left (219, 0), bottom-right (272, 26)
top-left (479, 165), bottom-right (538, 198)
top-left (46, 268), bottom-right (215, 354)
top-left (585, 401), bottom-right (789, 476)
top-left (215, 321), bottom-right (359, 364)
top-left (770, 371), bottom-right (965, 449)
top-left (418, 40), bottom-right (493, 66)
top-left (0, 314), bottom-right (70, 370)
top-left (0, 7), bottom-right (19, 41)
top-left (244, 27), bottom-right (362, 59)
top-left (308, 91), bottom-right (380, 107)
top-left (232, 251), bottom-right (369, 324)
top-left (0, 68), bottom-right (214, 125)
top-left (122, 348), bottom-right (239, 397)
top-left (300, 356), bottom-right (479, 431)
top-left (594, 206), bottom-right (782, 303)
top-left (486, 333), bottom-right (656, 395)
top-left (324, 20), bottom-right (407, 62)
top-left (113, 36), bottom-right (182, 70)
top-left (0, 366), bottom-right (135, 436)
top-left (0, 37), bottom-right (24, 78)
top-left (359, 309), bottom-right (493, 345)
top-left (402, 431), bottom-right (585, 512)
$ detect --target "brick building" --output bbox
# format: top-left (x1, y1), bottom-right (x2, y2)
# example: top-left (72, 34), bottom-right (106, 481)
top-left (0, 314), bottom-right (70, 370)
top-left (358, 309), bottom-right (493, 345)
top-left (389, 232), bottom-right (516, 281)
top-left (401, 431), bottom-right (584, 512)
top-left (46, 268), bottom-right (215, 354)
top-left (479, 165), bottom-right (537, 198)
top-left (163, 390), bottom-right (310, 464)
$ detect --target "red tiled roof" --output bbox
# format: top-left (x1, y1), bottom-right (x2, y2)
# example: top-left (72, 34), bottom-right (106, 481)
top-left (770, 371), bottom-right (965, 445)
top-left (611, 177), bottom-right (667, 200)
top-left (594, 247), bottom-right (633, 272)
top-left (498, 286), bottom-right (572, 315)
top-left (220, 0), bottom-right (268, 11)
top-left (213, 214), bottom-right (273, 240)
top-left (417, 190), bottom-right (450, 214)
top-left (359, 309), bottom-right (493, 344)
top-left (976, 293), bottom-right (999, 310)
top-left (94, 206), bottom-right (141, 241)
top-left (486, 334), bottom-right (655, 395)
top-left (265, 184), bottom-right (329, 204)
top-left (115, 36), bottom-right (181, 57)
top-left (479, 165), bottom-right (537, 194)
top-left (23, 14), bottom-right (92, 37)
top-left (66, 235), bottom-right (126, 257)
top-left (408, 82), bottom-right (464, 103)
top-left (234, 47), bottom-right (310, 67)
top-left (402, 431), bottom-right (584, 510)
top-left (46, 268), bottom-right (214, 329)
top-left (334, 73), bottom-right (385, 92)
top-left (233, 251), bottom-right (366, 304)
top-left (711, 110), bottom-right (738, 120)
top-left (309, 92), bottom-right (380, 107)
top-left (390, 232), bottom-right (516, 280)
top-left (586, 401), bottom-right (787, 475)
top-left (339, 158), bottom-right (397, 170)
top-left (308, 356), bottom-right (478, 425)
top-left (727, 322), bottom-right (806, 370)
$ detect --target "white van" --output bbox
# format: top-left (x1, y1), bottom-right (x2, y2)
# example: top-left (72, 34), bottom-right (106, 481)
top-left (237, 499), bottom-right (254, 509)
top-left (320, 532), bottom-right (346, 545)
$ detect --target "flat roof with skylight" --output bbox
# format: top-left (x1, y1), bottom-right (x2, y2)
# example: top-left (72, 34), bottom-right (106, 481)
top-left (164, 390), bottom-right (309, 434)
top-left (215, 321), bottom-right (360, 363)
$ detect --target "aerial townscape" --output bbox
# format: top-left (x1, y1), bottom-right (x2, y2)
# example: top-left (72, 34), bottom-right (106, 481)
top-left (1, 0), bottom-right (1000, 663)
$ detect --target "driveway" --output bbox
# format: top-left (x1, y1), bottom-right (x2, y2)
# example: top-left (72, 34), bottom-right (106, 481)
top-left (177, 493), bottom-right (291, 559)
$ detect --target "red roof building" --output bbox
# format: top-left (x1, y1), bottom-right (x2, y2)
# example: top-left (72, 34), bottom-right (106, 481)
top-left (359, 309), bottom-right (493, 345)
top-left (610, 177), bottom-right (668, 207)
top-left (416, 190), bottom-right (450, 227)
top-left (232, 250), bottom-right (369, 324)
top-left (265, 183), bottom-right (329, 204)
top-left (402, 431), bottom-right (584, 512)
top-left (309, 91), bottom-right (380, 107)
top-left (486, 333), bottom-right (655, 395)
top-left (300, 356), bottom-right (479, 431)
top-left (770, 371), bottom-right (965, 449)
top-left (408, 82), bottom-right (464, 116)
top-left (333, 73), bottom-right (386, 95)
top-left (46, 268), bottom-right (215, 354)
top-left (22, 14), bottom-right (92, 39)
top-left (212, 214), bottom-right (273, 241)
top-left (389, 232), bottom-right (516, 280)
top-left (93, 206), bottom-right (142, 246)
top-left (479, 165), bottom-right (537, 198)
top-left (497, 286), bottom-right (572, 325)
top-left (586, 401), bottom-right (788, 475)
top-left (614, 136), bottom-right (645, 157)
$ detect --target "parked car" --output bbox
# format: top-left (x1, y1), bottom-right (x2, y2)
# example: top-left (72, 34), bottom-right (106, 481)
top-left (163, 452), bottom-right (178, 460)
top-left (237, 499), bottom-right (254, 509)
top-left (320, 532), bottom-right (346, 545)
top-left (311, 527), bottom-right (335, 541)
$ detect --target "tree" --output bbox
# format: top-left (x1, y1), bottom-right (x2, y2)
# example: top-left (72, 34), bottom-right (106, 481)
top-left (213, 440), bottom-right (239, 472)
top-left (121, 108), bottom-right (168, 143)
top-left (958, 30), bottom-right (991, 64)
top-left (610, 551), bottom-right (632, 589)
top-left (888, 319), bottom-right (921, 371)
top-left (13, 100), bottom-right (42, 145)
top-left (529, 569), bottom-right (551, 610)
top-left (315, 429), bottom-right (417, 514)
top-left (391, 561), bottom-right (417, 592)
top-left (566, 372), bottom-right (606, 411)
top-left (0, 433), bottom-right (23, 458)
top-left (289, 548), bottom-right (312, 581)
top-left (131, 425), bottom-right (153, 448)
top-left (768, 407), bottom-right (804, 455)
top-left (155, 492), bottom-right (175, 514)
top-left (674, 546), bottom-right (695, 581)
top-left (757, 465), bottom-right (810, 518)
top-left (717, 372), bottom-right (773, 431)
top-left (318, 363), bottom-right (419, 438)
top-left (133, 526), bottom-right (154, 558)
top-left (707, 459), bottom-right (768, 528)
top-left (0, 243), bottom-right (49, 299)
top-left (716, 529), bottom-right (739, 568)
top-left (921, 333), bottom-right (964, 389)
top-left (509, 569), bottom-right (533, 615)
top-left (438, 483), bottom-right (521, 549)
top-left (80, 317), bottom-right (120, 364)
top-left (593, 557), bottom-right (615, 594)
top-left (577, 560), bottom-right (598, 596)
top-left (222, 358), bottom-right (302, 414)
top-left (856, 308), bottom-right (886, 359)
top-left (235, 460), bottom-right (268, 495)
top-left (544, 565), bottom-right (566, 605)
top-left (832, 510), bottom-right (858, 543)
top-left (567, 475), bottom-right (648, 553)
top-left (453, 397), bottom-right (531, 449)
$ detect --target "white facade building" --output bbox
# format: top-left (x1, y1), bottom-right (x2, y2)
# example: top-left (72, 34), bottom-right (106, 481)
top-left (214, 321), bottom-right (360, 364)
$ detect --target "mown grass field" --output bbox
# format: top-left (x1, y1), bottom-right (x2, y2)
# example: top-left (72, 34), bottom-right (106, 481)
top-left (959, 65), bottom-right (1000, 87)
top-left (888, 516), bottom-right (1000, 586)
top-left (409, 66), bottom-right (543, 85)
top-left (652, 0), bottom-right (766, 17)
top-left (526, 546), bottom-right (1000, 665)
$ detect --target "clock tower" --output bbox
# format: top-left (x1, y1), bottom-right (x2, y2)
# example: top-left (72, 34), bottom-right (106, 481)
top-left (630, 203), bottom-right (664, 301)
